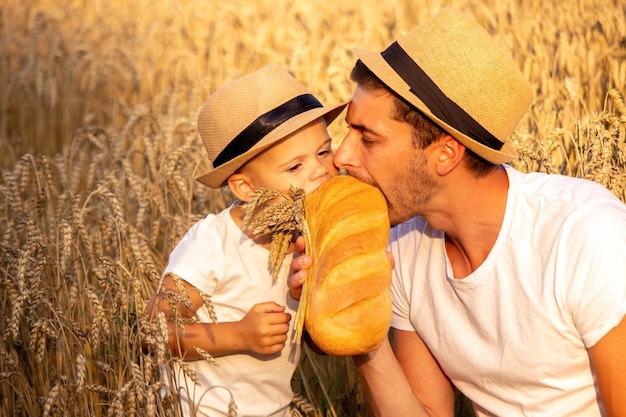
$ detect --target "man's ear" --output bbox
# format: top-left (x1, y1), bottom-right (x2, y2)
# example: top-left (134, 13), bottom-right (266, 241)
top-left (435, 134), bottom-right (465, 176)
top-left (227, 173), bottom-right (256, 202)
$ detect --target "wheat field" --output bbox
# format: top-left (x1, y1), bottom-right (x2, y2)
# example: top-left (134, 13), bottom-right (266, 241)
top-left (1, 0), bottom-right (625, 416)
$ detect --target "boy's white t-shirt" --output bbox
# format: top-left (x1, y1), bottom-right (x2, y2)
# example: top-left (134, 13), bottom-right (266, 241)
top-left (163, 205), bottom-right (300, 417)
top-left (390, 165), bottom-right (626, 416)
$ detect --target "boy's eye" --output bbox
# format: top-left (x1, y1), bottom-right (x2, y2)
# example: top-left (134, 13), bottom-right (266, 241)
top-left (287, 163), bottom-right (301, 172)
top-left (318, 148), bottom-right (332, 156)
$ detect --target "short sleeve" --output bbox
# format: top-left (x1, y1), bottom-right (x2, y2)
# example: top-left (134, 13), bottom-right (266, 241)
top-left (563, 200), bottom-right (626, 347)
top-left (388, 221), bottom-right (418, 331)
top-left (164, 214), bottom-right (225, 296)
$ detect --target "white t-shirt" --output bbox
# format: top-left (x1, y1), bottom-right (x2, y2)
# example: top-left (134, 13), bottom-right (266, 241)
top-left (163, 205), bottom-right (300, 417)
top-left (390, 165), bottom-right (626, 417)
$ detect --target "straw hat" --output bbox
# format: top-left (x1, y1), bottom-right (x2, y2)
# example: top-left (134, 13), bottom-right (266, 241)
top-left (354, 8), bottom-right (533, 164)
top-left (196, 64), bottom-right (347, 188)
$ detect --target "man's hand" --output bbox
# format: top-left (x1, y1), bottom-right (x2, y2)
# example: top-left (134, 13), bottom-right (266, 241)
top-left (288, 235), bottom-right (312, 300)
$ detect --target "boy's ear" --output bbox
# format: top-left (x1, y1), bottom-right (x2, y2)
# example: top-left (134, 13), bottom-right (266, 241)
top-left (227, 173), bottom-right (256, 202)
top-left (435, 134), bottom-right (465, 176)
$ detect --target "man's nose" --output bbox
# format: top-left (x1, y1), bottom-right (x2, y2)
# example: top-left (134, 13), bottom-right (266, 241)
top-left (333, 133), bottom-right (359, 169)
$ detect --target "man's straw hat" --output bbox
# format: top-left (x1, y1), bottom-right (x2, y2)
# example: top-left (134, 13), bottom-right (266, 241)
top-left (196, 64), bottom-right (347, 188)
top-left (354, 8), bottom-right (533, 164)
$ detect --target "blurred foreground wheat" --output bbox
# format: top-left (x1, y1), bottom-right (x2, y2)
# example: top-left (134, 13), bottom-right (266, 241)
top-left (1, 0), bottom-right (625, 416)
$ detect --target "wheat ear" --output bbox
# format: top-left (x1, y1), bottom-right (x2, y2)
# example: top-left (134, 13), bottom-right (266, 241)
top-left (241, 185), bottom-right (310, 343)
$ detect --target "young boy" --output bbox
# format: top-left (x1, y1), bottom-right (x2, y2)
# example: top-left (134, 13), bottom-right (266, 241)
top-left (146, 64), bottom-right (346, 417)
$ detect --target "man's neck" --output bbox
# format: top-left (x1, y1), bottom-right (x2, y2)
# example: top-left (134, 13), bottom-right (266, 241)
top-left (427, 166), bottom-right (509, 278)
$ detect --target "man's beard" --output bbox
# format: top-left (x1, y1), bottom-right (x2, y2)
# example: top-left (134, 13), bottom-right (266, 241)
top-left (387, 150), bottom-right (435, 226)
top-left (345, 150), bottom-right (435, 227)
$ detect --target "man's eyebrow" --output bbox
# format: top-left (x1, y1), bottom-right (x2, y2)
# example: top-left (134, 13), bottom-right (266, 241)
top-left (346, 119), bottom-right (381, 137)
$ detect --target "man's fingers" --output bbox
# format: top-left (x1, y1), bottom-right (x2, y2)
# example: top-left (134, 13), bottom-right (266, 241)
top-left (387, 251), bottom-right (395, 269)
top-left (294, 235), bottom-right (306, 253)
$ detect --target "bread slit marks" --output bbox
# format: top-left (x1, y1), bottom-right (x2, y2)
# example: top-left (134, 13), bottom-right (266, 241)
top-left (241, 185), bottom-right (311, 344)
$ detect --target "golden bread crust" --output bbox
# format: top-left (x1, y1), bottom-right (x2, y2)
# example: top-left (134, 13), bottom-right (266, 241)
top-left (304, 175), bottom-right (392, 355)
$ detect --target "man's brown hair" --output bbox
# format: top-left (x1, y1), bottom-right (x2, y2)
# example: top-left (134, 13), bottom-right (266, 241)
top-left (350, 60), bottom-right (496, 176)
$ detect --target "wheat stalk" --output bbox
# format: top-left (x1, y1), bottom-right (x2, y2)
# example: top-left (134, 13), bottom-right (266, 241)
top-left (241, 185), bottom-right (312, 344)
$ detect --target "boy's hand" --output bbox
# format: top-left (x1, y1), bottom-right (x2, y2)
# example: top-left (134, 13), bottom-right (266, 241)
top-left (237, 302), bottom-right (291, 355)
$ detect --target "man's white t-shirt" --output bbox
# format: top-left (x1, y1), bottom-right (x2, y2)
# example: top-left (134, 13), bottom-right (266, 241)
top-left (390, 165), bottom-right (626, 416)
top-left (163, 205), bottom-right (300, 417)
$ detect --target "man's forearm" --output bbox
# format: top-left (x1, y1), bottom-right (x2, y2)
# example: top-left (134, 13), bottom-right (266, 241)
top-left (353, 338), bottom-right (430, 417)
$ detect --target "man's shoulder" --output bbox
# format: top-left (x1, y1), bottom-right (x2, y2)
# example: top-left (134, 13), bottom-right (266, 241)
top-left (506, 165), bottom-right (620, 205)
top-left (389, 216), bottom-right (444, 246)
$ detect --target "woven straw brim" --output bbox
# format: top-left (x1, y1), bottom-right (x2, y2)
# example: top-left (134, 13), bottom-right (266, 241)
top-left (352, 8), bottom-right (533, 164)
top-left (195, 101), bottom-right (347, 188)
top-left (355, 47), bottom-right (519, 164)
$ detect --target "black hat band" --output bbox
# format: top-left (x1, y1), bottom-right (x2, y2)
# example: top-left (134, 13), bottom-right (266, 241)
top-left (213, 94), bottom-right (323, 168)
top-left (381, 42), bottom-right (503, 151)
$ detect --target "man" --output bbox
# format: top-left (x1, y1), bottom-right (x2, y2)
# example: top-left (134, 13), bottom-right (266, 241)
top-left (290, 8), bottom-right (626, 417)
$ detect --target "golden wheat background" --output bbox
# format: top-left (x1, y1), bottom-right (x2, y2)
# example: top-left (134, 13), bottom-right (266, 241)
top-left (1, 0), bottom-right (625, 416)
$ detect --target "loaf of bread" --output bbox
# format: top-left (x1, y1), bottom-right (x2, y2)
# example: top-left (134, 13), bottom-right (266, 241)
top-left (303, 175), bottom-right (392, 355)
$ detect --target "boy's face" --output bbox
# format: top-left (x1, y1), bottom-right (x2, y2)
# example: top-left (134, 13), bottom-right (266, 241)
top-left (242, 118), bottom-right (339, 195)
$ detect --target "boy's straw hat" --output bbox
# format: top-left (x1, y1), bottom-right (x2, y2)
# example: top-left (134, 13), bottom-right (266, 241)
top-left (196, 64), bottom-right (347, 188)
top-left (354, 8), bottom-right (533, 164)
